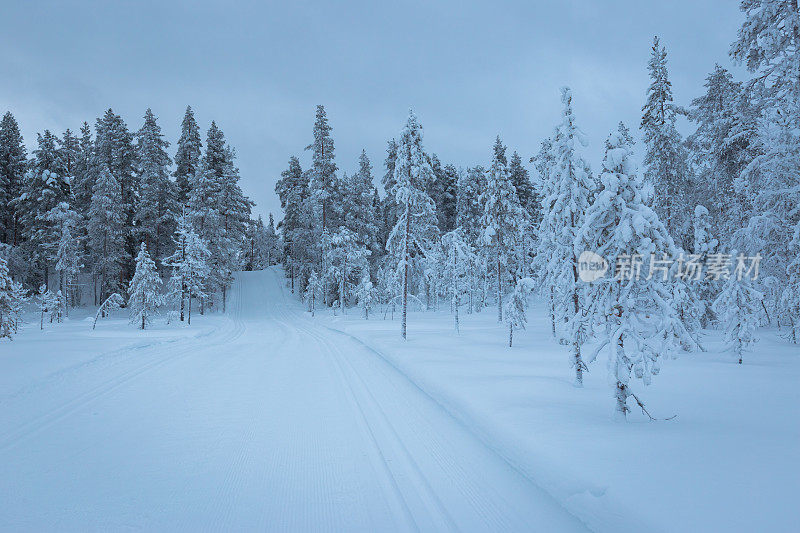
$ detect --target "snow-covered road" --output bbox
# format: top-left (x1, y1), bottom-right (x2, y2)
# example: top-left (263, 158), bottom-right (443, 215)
top-left (0, 269), bottom-right (587, 531)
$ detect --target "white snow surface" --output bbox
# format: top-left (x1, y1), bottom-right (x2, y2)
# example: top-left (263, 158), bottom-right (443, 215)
top-left (0, 267), bottom-right (796, 532)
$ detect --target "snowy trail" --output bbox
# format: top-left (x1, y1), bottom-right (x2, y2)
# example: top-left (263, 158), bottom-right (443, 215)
top-left (0, 268), bottom-right (587, 531)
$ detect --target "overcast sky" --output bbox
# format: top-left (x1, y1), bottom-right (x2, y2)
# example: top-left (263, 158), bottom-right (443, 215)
top-left (1, 0), bottom-right (744, 219)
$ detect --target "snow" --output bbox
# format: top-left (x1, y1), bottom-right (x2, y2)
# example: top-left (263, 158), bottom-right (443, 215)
top-left (0, 267), bottom-right (796, 531)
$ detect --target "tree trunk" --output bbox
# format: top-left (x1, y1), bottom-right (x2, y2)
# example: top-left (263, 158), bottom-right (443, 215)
top-left (509, 323), bottom-right (513, 347)
top-left (180, 279), bottom-right (186, 322)
top-left (188, 294), bottom-right (192, 325)
top-left (401, 204), bottom-right (410, 340)
top-left (615, 335), bottom-right (628, 419)
top-left (496, 253), bottom-right (502, 323)
top-left (572, 263), bottom-right (584, 387)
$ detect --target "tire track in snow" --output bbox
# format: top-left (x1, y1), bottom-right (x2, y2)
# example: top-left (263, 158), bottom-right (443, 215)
top-left (268, 270), bottom-right (420, 532)
top-left (0, 298), bottom-right (248, 453)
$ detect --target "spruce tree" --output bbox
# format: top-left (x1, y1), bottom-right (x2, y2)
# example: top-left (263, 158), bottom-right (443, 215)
top-left (0, 112), bottom-right (27, 246)
top-left (713, 258), bottom-right (763, 364)
top-left (480, 136), bottom-right (523, 324)
top-left (539, 88), bottom-right (594, 385)
top-left (128, 243), bottom-right (163, 330)
top-left (386, 111), bottom-right (439, 339)
top-left (88, 166), bottom-right (125, 302)
top-left (579, 130), bottom-right (695, 418)
top-left (174, 105), bottom-right (202, 207)
top-left (305, 105), bottom-right (338, 233)
top-left (95, 109), bottom-right (136, 279)
top-left (135, 108), bottom-right (175, 269)
top-left (641, 36), bottom-right (691, 247)
top-left (165, 213), bottom-right (210, 325)
top-left (13, 130), bottom-right (70, 287)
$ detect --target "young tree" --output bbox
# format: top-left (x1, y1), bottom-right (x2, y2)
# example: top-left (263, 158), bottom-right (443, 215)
top-left (386, 111), bottom-right (439, 339)
top-left (441, 228), bottom-right (476, 333)
top-left (324, 228), bottom-right (369, 313)
top-left (354, 271), bottom-right (376, 319)
top-left (305, 269), bottom-right (322, 316)
top-left (46, 203), bottom-right (82, 312)
top-left (504, 277), bottom-right (534, 347)
top-left (782, 222), bottom-right (800, 343)
top-left (35, 284), bottom-right (57, 330)
top-left (693, 204), bottom-right (720, 325)
top-left (128, 243), bottom-right (163, 330)
top-left (578, 130), bottom-right (696, 419)
top-left (164, 213), bottom-right (210, 325)
top-left (713, 257), bottom-right (763, 364)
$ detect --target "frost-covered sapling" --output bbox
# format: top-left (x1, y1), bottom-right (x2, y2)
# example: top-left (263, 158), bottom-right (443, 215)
top-left (713, 256), bottom-right (762, 364)
top-left (504, 277), bottom-right (534, 347)
top-left (128, 243), bottom-right (163, 330)
top-left (354, 271), bottom-right (375, 319)
top-left (579, 130), bottom-right (695, 418)
top-left (306, 270), bottom-right (322, 317)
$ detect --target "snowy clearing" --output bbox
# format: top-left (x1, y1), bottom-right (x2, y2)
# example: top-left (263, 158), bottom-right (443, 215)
top-left (0, 267), bottom-right (796, 532)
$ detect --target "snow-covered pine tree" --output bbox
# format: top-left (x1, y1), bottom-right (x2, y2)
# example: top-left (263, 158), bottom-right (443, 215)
top-left (275, 156), bottom-right (312, 292)
top-left (641, 36), bottom-right (692, 247)
top-left (693, 204), bottom-right (720, 325)
top-left (306, 105), bottom-right (339, 234)
top-left (504, 277), bottom-right (534, 347)
top-left (456, 165), bottom-right (487, 313)
top-left (46, 202), bottom-right (82, 312)
top-left (305, 270), bottom-right (322, 317)
top-left (480, 136), bottom-right (523, 324)
top-left (713, 255), bottom-right (763, 364)
top-left (58, 128), bottom-right (79, 180)
top-left (0, 112), bottom-right (27, 247)
top-left (782, 221), bottom-right (800, 343)
top-left (0, 256), bottom-right (21, 339)
top-left (35, 284), bottom-right (56, 330)
top-left (531, 134), bottom-right (560, 336)
top-left (135, 108), bottom-right (176, 270)
top-left (509, 151), bottom-right (539, 224)
top-left (324, 227), bottom-right (369, 313)
top-left (12, 130), bottom-right (70, 287)
top-left (354, 270), bottom-right (376, 319)
top-left (386, 111), bottom-right (439, 339)
top-left (539, 88), bottom-right (594, 385)
top-left (578, 130), bottom-right (696, 418)
top-left (441, 228), bottom-right (476, 333)
top-left (174, 105), bottom-right (202, 208)
top-left (165, 212), bottom-right (210, 325)
top-left (686, 65), bottom-right (754, 238)
top-left (89, 165), bottom-right (125, 302)
top-left (128, 243), bottom-right (163, 330)
top-left (341, 150), bottom-right (380, 256)
top-left (94, 109), bottom-right (137, 280)
top-left (378, 138), bottom-right (399, 254)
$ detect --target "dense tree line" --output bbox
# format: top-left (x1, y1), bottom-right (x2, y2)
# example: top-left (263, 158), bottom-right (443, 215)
top-left (0, 106), bottom-right (281, 333)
